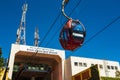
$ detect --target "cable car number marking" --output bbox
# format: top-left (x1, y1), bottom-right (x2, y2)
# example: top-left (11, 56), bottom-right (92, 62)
top-left (72, 33), bottom-right (84, 37)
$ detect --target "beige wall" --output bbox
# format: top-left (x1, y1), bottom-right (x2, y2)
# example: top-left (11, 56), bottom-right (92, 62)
top-left (64, 58), bottom-right (72, 80)
top-left (51, 62), bottom-right (62, 80)
top-left (65, 56), bottom-right (120, 78)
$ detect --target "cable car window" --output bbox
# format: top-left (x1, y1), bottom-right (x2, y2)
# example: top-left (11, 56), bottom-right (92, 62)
top-left (71, 21), bottom-right (85, 41)
top-left (72, 23), bottom-right (84, 31)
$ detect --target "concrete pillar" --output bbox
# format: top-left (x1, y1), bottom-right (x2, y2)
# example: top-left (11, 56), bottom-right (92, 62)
top-left (51, 71), bottom-right (53, 80)
top-left (58, 62), bottom-right (62, 80)
top-left (31, 76), bottom-right (35, 80)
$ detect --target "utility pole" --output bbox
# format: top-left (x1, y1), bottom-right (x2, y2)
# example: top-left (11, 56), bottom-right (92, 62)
top-left (16, 3), bottom-right (28, 45)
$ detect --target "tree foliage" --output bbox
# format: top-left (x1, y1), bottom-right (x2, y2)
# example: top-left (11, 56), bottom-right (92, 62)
top-left (101, 77), bottom-right (120, 80)
top-left (0, 47), bottom-right (4, 67)
top-left (115, 70), bottom-right (120, 78)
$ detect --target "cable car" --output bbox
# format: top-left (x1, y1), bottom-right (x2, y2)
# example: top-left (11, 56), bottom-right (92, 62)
top-left (59, 19), bottom-right (86, 51)
top-left (59, 0), bottom-right (86, 51)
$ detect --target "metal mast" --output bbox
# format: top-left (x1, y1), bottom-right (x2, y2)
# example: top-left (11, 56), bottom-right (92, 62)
top-left (16, 3), bottom-right (28, 45)
top-left (34, 27), bottom-right (40, 47)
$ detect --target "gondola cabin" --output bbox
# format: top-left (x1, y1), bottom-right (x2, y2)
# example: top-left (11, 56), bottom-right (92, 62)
top-left (59, 19), bottom-right (86, 51)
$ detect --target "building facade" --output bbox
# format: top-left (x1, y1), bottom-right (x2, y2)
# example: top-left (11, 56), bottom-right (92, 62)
top-left (65, 56), bottom-right (120, 80)
top-left (8, 44), bottom-right (65, 80)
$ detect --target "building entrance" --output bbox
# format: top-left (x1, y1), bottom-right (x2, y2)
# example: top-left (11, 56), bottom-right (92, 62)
top-left (10, 50), bottom-right (62, 80)
top-left (12, 63), bottom-right (52, 80)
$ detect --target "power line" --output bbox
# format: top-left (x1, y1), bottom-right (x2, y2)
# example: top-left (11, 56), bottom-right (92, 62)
top-left (68, 0), bottom-right (82, 17)
top-left (45, 0), bottom-right (82, 47)
top-left (40, 1), bottom-right (68, 46)
top-left (40, 13), bottom-right (61, 46)
top-left (84, 16), bottom-right (120, 45)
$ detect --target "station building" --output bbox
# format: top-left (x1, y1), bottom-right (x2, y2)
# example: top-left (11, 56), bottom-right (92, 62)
top-left (8, 44), bottom-right (120, 80)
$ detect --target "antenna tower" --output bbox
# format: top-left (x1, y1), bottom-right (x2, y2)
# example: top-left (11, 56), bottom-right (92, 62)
top-left (34, 27), bottom-right (40, 47)
top-left (16, 3), bottom-right (28, 45)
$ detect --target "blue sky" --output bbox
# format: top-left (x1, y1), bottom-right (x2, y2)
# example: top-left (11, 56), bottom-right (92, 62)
top-left (0, 0), bottom-right (120, 62)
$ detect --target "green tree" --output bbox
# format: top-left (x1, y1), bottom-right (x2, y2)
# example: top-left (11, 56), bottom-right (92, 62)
top-left (115, 70), bottom-right (120, 78)
top-left (0, 47), bottom-right (4, 67)
top-left (101, 77), bottom-right (120, 80)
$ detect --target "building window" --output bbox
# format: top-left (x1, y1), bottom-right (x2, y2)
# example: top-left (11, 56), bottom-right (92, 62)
top-left (74, 62), bottom-right (78, 66)
top-left (79, 62), bottom-right (82, 66)
top-left (115, 66), bottom-right (118, 70)
top-left (111, 66), bottom-right (114, 70)
top-left (91, 64), bottom-right (94, 66)
top-left (99, 64), bottom-right (103, 69)
top-left (83, 63), bottom-right (87, 67)
top-left (107, 65), bottom-right (110, 69)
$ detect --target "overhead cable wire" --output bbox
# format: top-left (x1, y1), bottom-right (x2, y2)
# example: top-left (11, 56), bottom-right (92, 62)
top-left (67, 0), bottom-right (82, 18)
top-left (84, 16), bottom-right (120, 45)
top-left (40, 2), bottom-right (68, 46)
top-left (40, 13), bottom-right (61, 46)
top-left (45, 0), bottom-right (82, 47)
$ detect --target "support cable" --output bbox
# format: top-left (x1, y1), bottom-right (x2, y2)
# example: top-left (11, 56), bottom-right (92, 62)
top-left (40, 13), bottom-right (61, 46)
top-left (84, 16), bottom-right (120, 45)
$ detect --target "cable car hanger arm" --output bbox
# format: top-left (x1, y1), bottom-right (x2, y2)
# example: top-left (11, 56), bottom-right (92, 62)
top-left (62, 0), bottom-right (86, 31)
top-left (62, 0), bottom-right (80, 21)
top-left (62, 0), bottom-right (71, 20)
